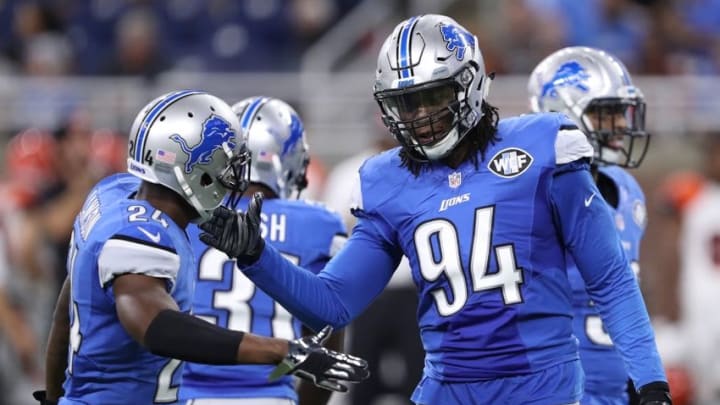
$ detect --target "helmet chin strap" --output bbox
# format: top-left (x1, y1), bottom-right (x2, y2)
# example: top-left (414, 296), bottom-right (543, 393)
top-left (421, 126), bottom-right (461, 160)
top-left (416, 98), bottom-right (480, 161)
top-left (598, 146), bottom-right (621, 165)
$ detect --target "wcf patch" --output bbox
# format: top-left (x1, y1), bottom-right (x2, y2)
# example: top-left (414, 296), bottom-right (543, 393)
top-left (487, 148), bottom-right (533, 178)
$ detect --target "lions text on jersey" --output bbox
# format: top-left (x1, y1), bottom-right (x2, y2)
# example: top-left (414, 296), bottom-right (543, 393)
top-left (180, 197), bottom-right (346, 401)
top-left (62, 173), bottom-right (193, 405)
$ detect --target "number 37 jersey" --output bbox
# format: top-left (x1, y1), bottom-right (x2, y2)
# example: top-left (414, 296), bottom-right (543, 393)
top-left (181, 197), bottom-right (347, 401)
top-left (355, 113), bottom-right (592, 381)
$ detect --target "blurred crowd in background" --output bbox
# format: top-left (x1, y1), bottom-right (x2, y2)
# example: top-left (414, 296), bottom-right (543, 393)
top-left (0, 0), bottom-right (718, 77)
top-left (0, 0), bottom-right (719, 404)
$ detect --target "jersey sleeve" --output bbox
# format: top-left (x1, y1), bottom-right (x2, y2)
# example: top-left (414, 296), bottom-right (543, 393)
top-left (349, 162), bottom-right (398, 248)
top-left (97, 224), bottom-right (180, 292)
top-left (241, 214), bottom-right (402, 331)
top-left (550, 160), bottom-right (666, 388)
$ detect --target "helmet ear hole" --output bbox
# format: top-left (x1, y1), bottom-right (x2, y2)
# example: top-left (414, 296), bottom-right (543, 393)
top-left (200, 173), bottom-right (213, 186)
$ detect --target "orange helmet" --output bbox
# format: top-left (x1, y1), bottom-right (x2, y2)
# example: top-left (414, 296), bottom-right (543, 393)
top-left (666, 365), bottom-right (694, 405)
top-left (656, 170), bottom-right (705, 216)
top-left (5, 128), bottom-right (58, 198)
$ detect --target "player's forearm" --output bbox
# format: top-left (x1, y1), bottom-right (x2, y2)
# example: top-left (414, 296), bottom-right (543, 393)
top-left (243, 243), bottom-right (353, 330)
top-left (45, 277), bottom-right (71, 400)
top-left (243, 222), bottom-right (399, 330)
top-left (236, 333), bottom-right (287, 364)
top-left (144, 309), bottom-right (287, 365)
top-left (589, 278), bottom-right (666, 388)
top-left (551, 167), bottom-right (666, 387)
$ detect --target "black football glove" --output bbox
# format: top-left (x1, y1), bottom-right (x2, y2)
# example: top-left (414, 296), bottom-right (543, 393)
top-left (638, 381), bottom-right (672, 405)
top-left (32, 390), bottom-right (58, 405)
top-left (200, 192), bottom-right (265, 263)
top-left (269, 326), bottom-right (370, 392)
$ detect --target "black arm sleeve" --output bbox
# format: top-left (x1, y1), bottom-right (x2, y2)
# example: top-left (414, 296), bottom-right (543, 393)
top-left (144, 309), bottom-right (244, 365)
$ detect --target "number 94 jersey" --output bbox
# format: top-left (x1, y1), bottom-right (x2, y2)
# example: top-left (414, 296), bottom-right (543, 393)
top-left (62, 174), bottom-right (194, 405)
top-left (181, 197), bottom-right (347, 401)
top-left (567, 165), bottom-right (646, 396)
top-left (355, 113), bottom-right (591, 381)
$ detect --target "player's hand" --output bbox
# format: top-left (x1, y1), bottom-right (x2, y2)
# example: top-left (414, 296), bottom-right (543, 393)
top-left (200, 192), bottom-right (265, 263)
top-left (32, 390), bottom-right (58, 405)
top-left (269, 326), bottom-right (369, 392)
top-left (638, 381), bottom-right (672, 405)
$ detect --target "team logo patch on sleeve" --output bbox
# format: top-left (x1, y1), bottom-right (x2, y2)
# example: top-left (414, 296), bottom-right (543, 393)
top-left (487, 148), bottom-right (533, 178)
top-left (632, 200), bottom-right (647, 228)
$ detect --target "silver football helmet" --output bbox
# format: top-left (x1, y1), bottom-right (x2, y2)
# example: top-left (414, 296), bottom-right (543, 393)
top-left (374, 14), bottom-right (491, 161)
top-left (232, 97), bottom-right (309, 199)
top-left (127, 90), bottom-right (251, 222)
top-left (528, 46), bottom-right (649, 168)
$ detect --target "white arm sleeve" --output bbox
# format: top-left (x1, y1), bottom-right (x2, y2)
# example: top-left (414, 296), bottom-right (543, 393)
top-left (555, 128), bottom-right (594, 164)
top-left (98, 238), bottom-right (180, 291)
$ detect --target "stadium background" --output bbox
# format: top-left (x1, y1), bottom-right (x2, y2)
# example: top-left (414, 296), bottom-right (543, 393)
top-left (0, 0), bottom-right (717, 404)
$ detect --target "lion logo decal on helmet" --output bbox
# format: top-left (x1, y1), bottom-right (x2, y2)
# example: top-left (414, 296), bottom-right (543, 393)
top-left (439, 23), bottom-right (475, 61)
top-left (540, 61), bottom-right (591, 99)
top-left (171, 115), bottom-right (236, 174)
top-left (281, 113), bottom-right (304, 157)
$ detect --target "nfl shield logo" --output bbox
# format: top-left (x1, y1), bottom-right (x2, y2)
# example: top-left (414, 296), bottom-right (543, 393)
top-left (448, 172), bottom-right (462, 188)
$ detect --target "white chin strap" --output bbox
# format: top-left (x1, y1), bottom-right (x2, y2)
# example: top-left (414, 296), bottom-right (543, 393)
top-left (598, 146), bottom-right (621, 164)
top-left (420, 127), bottom-right (461, 160)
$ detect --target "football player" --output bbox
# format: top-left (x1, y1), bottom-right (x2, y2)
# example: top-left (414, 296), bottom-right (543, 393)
top-left (200, 15), bottom-right (670, 405)
top-left (528, 46), bottom-right (650, 405)
top-left (677, 134), bottom-right (720, 404)
top-left (180, 97), bottom-right (348, 405)
top-left (33, 91), bottom-right (368, 405)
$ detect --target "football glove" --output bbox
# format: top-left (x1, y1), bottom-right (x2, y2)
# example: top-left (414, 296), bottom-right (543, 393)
top-left (200, 192), bottom-right (265, 263)
top-left (638, 381), bottom-right (672, 405)
top-left (32, 390), bottom-right (58, 405)
top-left (269, 326), bottom-right (370, 392)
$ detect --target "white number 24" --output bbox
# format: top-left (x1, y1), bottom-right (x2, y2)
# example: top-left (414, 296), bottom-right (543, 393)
top-left (415, 206), bottom-right (524, 316)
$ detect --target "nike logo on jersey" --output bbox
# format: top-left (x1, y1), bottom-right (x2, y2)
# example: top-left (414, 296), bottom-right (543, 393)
top-left (137, 226), bottom-right (161, 244)
top-left (439, 193), bottom-right (471, 212)
top-left (584, 192), bottom-right (596, 207)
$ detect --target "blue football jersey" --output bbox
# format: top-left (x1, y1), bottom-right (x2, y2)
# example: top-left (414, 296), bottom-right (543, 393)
top-left (180, 197), bottom-right (347, 400)
top-left (237, 112), bottom-right (666, 405)
top-left (354, 113), bottom-right (584, 381)
top-left (61, 173), bottom-right (194, 405)
top-left (568, 165), bottom-right (646, 397)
